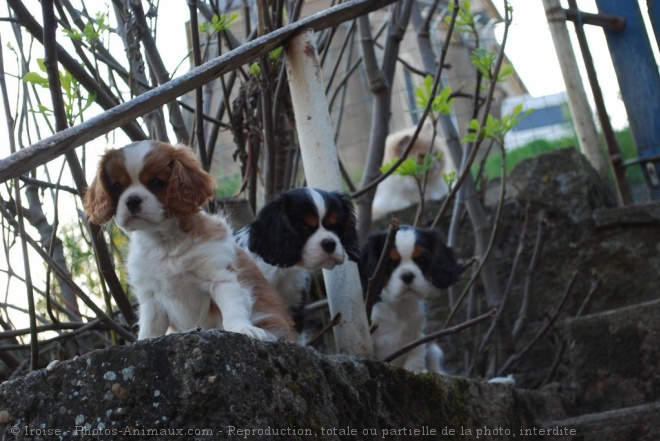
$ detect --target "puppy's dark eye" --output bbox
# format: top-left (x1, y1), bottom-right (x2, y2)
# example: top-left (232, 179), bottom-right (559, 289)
top-left (302, 214), bottom-right (319, 231)
top-left (111, 182), bottom-right (122, 193)
top-left (149, 178), bottom-right (166, 190)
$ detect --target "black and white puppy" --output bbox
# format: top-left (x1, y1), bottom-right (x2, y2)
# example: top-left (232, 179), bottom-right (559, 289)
top-left (359, 226), bottom-right (460, 373)
top-left (236, 188), bottom-right (360, 329)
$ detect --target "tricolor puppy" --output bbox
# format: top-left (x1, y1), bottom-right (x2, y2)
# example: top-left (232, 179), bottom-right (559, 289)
top-left (359, 226), bottom-right (460, 373)
top-left (372, 120), bottom-right (455, 220)
top-left (236, 188), bottom-right (360, 328)
top-left (84, 141), bottom-right (293, 341)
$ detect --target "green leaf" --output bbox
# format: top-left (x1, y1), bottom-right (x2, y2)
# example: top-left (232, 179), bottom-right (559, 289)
top-left (431, 85), bottom-right (454, 115)
top-left (269, 47), bottom-right (283, 62)
top-left (80, 91), bottom-right (97, 113)
top-left (446, 0), bottom-right (476, 33)
top-left (462, 118), bottom-right (481, 144)
top-left (59, 70), bottom-right (72, 95)
top-left (37, 58), bottom-right (47, 73)
top-left (22, 72), bottom-right (49, 88)
top-left (396, 158), bottom-right (420, 176)
top-left (249, 62), bottom-right (260, 76)
top-left (414, 75), bottom-right (433, 109)
top-left (63, 28), bottom-right (83, 40)
top-left (497, 64), bottom-right (514, 81)
top-left (28, 104), bottom-right (53, 115)
top-left (210, 13), bottom-right (238, 32)
top-left (443, 171), bottom-right (457, 187)
top-left (470, 48), bottom-right (496, 79)
top-left (379, 157), bottom-right (416, 176)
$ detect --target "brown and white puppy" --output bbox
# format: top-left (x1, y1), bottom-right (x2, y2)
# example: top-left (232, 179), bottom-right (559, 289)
top-left (359, 226), bottom-right (460, 373)
top-left (372, 120), bottom-right (455, 220)
top-left (84, 141), bottom-right (293, 341)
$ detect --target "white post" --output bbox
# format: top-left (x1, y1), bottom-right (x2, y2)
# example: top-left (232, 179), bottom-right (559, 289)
top-left (543, 0), bottom-right (609, 177)
top-left (284, 30), bottom-right (373, 357)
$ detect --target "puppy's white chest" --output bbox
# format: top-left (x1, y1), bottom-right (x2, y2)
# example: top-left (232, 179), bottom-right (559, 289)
top-left (127, 239), bottom-right (204, 295)
top-left (371, 299), bottom-right (426, 360)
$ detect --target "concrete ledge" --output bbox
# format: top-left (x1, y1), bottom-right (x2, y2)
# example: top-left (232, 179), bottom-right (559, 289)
top-left (0, 331), bottom-right (539, 440)
top-left (593, 201), bottom-right (660, 230)
top-left (564, 299), bottom-right (660, 413)
top-left (544, 402), bottom-right (660, 441)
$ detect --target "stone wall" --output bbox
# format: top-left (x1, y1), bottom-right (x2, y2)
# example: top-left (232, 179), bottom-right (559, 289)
top-left (0, 331), bottom-right (538, 440)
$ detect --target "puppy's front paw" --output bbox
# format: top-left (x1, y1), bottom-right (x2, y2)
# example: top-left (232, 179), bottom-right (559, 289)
top-left (233, 325), bottom-right (277, 342)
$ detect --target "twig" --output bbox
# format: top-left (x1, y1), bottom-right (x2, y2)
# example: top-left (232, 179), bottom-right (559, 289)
top-left (3, 0), bottom-right (400, 184)
top-left (305, 313), bottom-right (342, 347)
top-left (541, 273), bottom-right (601, 386)
top-left (303, 299), bottom-right (329, 314)
top-left (365, 217), bottom-right (400, 322)
top-left (18, 177), bottom-right (78, 195)
top-left (6, 0), bottom-right (146, 141)
top-left (0, 204), bottom-right (136, 342)
top-left (497, 270), bottom-right (578, 376)
top-left (442, 142), bottom-right (508, 328)
top-left (384, 309), bottom-right (496, 363)
top-left (129, 0), bottom-right (190, 143)
top-left (187, 0), bottom-right (209, 170)
top-left (576, 273), bottom-right (601, 317)
top-left (512, 211), bottom-right (547, 340)
top-left (541, 338), bottom-right (567, 387)
top-left (0, 321), bottom-right (99, 340)
top-left (177, 100), bottom-right (230, 128)
top-left (0, 31), bottom-right (39, 371)
top-left (0, 319), bottom-right (130, 352)
top-left (430, 1), bottom-right (513, 228)
top-left (469, 201), bottom-right (531, 376)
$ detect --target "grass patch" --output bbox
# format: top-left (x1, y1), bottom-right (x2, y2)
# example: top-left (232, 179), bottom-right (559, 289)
top-left (477, 127), bottom-right (639, 181)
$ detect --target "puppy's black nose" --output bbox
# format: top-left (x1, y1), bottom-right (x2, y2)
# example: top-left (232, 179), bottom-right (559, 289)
top-left (125, 195), bottom-right (142, 214)
top-left (321, 239), bottom-right (337, 254)
top-left (401, 272), bottom-right (415, 285)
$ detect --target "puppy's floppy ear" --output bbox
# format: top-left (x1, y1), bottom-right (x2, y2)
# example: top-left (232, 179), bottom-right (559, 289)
top-left (421, 229), bottom-right (460, 289)
top-left (358, 231), bottom-right (387, 295)
top-left (167, 145), bottom-right (216, 216)
top-left (83, 150), bottom-right (120, 225)
top-left (247, 196), bottom-right (304, 267)
top-left (336, 192), bottom-right (360, 262)
top-left (396, 135), bottom-right (412, 156)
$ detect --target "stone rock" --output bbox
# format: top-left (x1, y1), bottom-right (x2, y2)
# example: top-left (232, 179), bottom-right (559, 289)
top-left (564, 299), bottom-right (660, 414)
top-left (0, 331), bottom-right (538, 440)
top-left (593, 201), bottom-right (660, 229)
top-left (508, 147), bottom-right (617, 224)
top-left (544, 402), bottom-right (660, 441)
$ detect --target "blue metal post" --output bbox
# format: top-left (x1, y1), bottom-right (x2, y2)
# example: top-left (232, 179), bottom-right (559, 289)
top-left (647, 0), bottom-right (660, 51)
top-left (596, 0), bottom-right (660, 200)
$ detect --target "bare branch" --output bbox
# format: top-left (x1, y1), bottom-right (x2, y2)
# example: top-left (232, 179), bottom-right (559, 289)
top-left (497, 270), bottom-right (579, 376)
top-left (187, 0), bottom-right (209, 169)
top-left (6, 0), bottom-right (146, 141)
top-left (469, 201), bottom-right (531, 375)
top-left (0, 204), bottom-right (136, 342)
top-left (512, 211), bottom-right (548, 340)
top-left (0, 0), bottom-right (399, 184)
top-left (305, 313), bottom-right (342, 347)
top-left (364, 217), bottom-right (399, 322)
top-left (0, 32), bottom-right (39, 370)
top-left (384, 309), bottom-right (496, 363)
